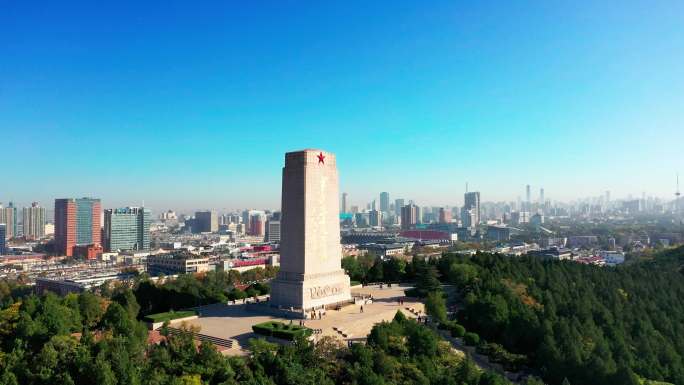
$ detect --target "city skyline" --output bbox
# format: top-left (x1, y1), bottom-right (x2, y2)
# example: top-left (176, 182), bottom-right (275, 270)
top-left (2, 1), bottom-right (683, 209)
top-left (0, 183), bottom-right (680, 217)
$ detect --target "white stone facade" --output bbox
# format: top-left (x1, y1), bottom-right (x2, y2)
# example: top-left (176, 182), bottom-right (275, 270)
top-left (270, 149), bottom-right (352, 311)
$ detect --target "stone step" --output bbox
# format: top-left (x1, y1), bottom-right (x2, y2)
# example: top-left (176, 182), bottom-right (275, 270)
top-left (166, 327), bottom-right (234, 348)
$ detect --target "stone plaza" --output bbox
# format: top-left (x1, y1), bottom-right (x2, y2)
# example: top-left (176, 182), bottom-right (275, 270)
top-left (184, 284), bottom-right (425, 355)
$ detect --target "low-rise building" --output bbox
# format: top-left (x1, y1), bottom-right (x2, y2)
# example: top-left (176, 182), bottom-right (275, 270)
top-left (486, 225), bottom-right (511, 241)
top-left (36, 272), bottom-right (139, 296)
top-left (529, 247), bottom-right (572, 260)
top-left (222, 254), bottom-right (279, 272)
top-left (73, 244), bottom-right (103, 260)
top-left (540, 237), bottom-right (567, 248)
top-left (358, 243), bottom-right (406, 259)
top-left (147, 252), bottom-right (211, 275)
top-left (600, 251), bottom-right (626, 265)
top-left (567, 236), bottom-right (599, 248)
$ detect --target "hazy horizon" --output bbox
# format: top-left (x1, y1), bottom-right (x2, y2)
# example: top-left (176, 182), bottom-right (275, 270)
top-left (3, 1), bottom-right (683, 210)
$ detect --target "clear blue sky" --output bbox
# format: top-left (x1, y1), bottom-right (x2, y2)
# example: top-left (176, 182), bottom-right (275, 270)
top-left (2, 1), bottom-right (683, 212)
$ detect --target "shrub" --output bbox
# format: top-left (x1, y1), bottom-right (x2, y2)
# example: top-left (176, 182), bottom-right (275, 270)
top-left (249, 282), bottom-right (270, 295)
top-left (252, 321), bottom-right (312, 341)
top-left (245, 287), bottom-right (258, 297)
top-left (450, 323), bottom-right (466, 338)
top-left (227, 288), bottom-right (247, 300)
top-left (464, 332), bottom-right (480, 346)
top-left (144, 310), bottom-right (197, 323)
top-left (477, 342), bottom-right (528, 371)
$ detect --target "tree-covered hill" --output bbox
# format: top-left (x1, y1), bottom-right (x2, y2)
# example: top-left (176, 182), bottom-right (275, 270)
top-left (436, 248), bottom-right (684, 385)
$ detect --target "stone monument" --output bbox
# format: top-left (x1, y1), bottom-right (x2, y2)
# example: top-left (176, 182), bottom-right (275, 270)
top-left (270, 149), bottom-right (352, 313)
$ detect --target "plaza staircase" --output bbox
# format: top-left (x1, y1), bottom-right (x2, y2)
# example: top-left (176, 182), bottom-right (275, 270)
top-left (166, 326), bottom-right (234, 349)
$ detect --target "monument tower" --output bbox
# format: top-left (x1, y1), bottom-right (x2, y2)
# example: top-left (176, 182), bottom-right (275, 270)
top-left (270, 149), bottom-right (352, 313)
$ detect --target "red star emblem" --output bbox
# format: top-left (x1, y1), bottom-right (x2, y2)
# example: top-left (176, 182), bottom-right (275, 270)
top-left (317, 152), bottom-right (325, 164)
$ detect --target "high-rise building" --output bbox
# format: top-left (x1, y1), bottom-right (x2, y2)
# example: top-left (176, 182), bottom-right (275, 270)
top-left (526, 185), bottom-right (531, 210)
top-left (0, 224), bottom-right (5, 254)
top-left (379, 192), bottom-right (390, 213)
top-left (341, 192), bottom-right (348, 214)
top-left (267, 220), bottom-right (281, 243)
top-left (354, 212), bottom-right (369, 227)
top-left (55, 198), bottom-right (101, 257)
top-left (539, 188), bottom-right (545, 205)
top-left (103, 207), bottom-right (151, 252)
top-left (249, 211), bottom-right (266, 237)
top-left (221, 213), bottom-right (241, 225)
top-left (463, 191), bottom-right (480, 228)
top-left (401, 204), bottom-right (418, 230)
top-left (194, 211), bottom-right (218, 233)
top-left (394, 199), bottom-right (404, 217)
top-left (369, 209), bottom-right (382, 227)
top-left (510, 211), bottom-right (530, 225)
top-left (530, 213), bottom-right (544, 226)
top-left (159, 210), bottom-right (177, 221)
top-left (75, 198), bottom-right (101, 245)
top-left (461, 208), bottom-right (478, 228)
top-left (270, 149), bottom-right (351, 311)
top-left (241, 209), bottom-right (251, 229)
top-left (22, 202), bottom-right (46, 240)
top-left (55, 199), bottom-right (76, 256)
top-left (439, 207), bottom-right (452, 224)
top-left (0, 203), bottom-right (17, 240)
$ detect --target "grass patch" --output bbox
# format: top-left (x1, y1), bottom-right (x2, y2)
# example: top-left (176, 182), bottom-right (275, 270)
top-left (252, 321), bottom-right (312, 341)
top-left (144, 310), bottom-right (197, 323)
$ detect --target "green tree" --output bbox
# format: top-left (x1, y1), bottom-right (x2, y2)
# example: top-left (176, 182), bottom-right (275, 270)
top-left (447, 263), bottom-right (478, 287)
top-left (414, 262), bottom-right (441, 297)
top-left (78, 291), bottom-right (103, 328)
top-left (406, 323), bottom-right (438, 357)
top-left (383, 258), bottom-right (406, 283)
top-left (342, 256), bottom-right (364, 282)
top-left (425, 291), bottom-right (447, 324)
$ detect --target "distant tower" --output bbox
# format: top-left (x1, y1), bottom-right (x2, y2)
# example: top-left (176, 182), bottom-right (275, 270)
top-left (379, 192), bottom-right (390, 213)
top-left (341, 192), bottom-right (348, 214)
top-left (539, 188), bottom-right (545, 204)
top-left (525, 185), bottom-right (531, 210)
top-left (463, 191), bottom-right (481, 228)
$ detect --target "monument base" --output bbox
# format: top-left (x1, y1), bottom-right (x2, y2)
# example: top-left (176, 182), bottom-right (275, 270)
top-left (270, 269), bottom-right (352, 312)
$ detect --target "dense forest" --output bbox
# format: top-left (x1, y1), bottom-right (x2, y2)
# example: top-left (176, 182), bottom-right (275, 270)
top-left (0, 261), bottom-right (517, 384)
top-left (0, 283), bottom-right (516, 384)
top-left (342, 246), bottom-right (684, 385)
top-left (435, 248), bottom-right (684, 385)
top-left (0, 245), bottom-right (682, 384)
